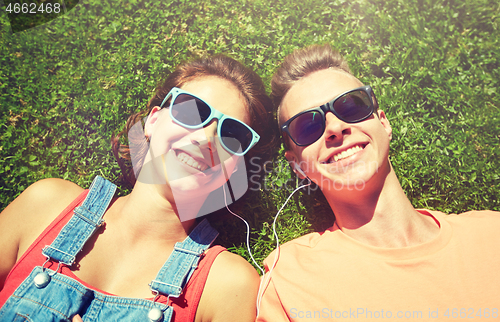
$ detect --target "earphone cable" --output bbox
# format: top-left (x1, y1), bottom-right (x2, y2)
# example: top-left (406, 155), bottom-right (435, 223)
top-left (255, 176), bottom-right (311, 314)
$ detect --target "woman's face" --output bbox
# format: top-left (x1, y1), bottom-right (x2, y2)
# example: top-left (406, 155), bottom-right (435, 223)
top-left (141, 76), bottom-right (250, 198)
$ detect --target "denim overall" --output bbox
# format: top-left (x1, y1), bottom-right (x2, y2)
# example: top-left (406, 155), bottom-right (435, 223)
top-left (0, 176), bottom-right (219, 322)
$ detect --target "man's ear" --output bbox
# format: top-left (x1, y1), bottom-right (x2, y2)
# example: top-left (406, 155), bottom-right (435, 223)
top-left (377, 110), bottom-right (392, 141)
top-left (144, 106), bottom-right (162, 138)
top-left (285, 150), bottom-right (306, 179)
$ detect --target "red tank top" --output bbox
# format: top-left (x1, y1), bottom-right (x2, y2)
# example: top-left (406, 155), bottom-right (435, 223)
top-left (0, 189), bottom-right (226, 321)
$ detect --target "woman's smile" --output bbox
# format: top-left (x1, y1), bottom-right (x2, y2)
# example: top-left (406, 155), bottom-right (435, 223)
top-left (175, 149), bottom-right (211, 172)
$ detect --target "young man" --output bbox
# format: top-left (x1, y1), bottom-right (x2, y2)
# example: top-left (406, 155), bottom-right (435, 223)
top-left (257, 44), bottom-right (500, 321)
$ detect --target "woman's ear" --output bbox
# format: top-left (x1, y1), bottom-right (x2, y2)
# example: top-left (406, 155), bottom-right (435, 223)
top-left (377, 110), bottom-right (392, 141)
top-left (144, 106), bottom-right (162, 138)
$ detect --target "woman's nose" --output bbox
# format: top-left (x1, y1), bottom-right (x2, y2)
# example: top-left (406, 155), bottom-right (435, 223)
top-left (189, 120), bottom-right (218, 150)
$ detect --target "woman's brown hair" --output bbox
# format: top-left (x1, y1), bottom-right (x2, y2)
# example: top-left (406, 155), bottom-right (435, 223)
top-left (112, 54), bottom-right (277, 187)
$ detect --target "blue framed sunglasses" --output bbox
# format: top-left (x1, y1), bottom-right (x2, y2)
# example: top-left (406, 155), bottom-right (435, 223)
top-left (160, 87), bottom-right (260, 156)
top-left (281, 85), bottom-right (376, 146)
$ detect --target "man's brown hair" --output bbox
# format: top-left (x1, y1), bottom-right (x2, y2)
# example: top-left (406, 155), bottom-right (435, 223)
top-left (271, 44), bottom-right (352, 126)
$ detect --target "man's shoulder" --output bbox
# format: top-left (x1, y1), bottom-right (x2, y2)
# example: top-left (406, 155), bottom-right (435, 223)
top-left (279, 228), bottom-right (335, 251)
top-left (424, 208), bottom-right (500, 241)
top-left (424, 208), bottom-right (500, 222)
top-left (263, 227), bottom-right (337, 265)
top-left (450, 209), bottom-right (500, 229)
top-left (455, 209), bottom-right (500, 217)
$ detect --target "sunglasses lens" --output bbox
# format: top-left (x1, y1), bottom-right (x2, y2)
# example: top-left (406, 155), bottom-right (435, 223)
top-left (220, 119), bottom-right (253, 154)
top-left (171, 94), bottom-right (211, 126)
top-left (333, 90), bottom-right (372, 122)
top-left (289, 111), bottom-right (324, 146)
top-left (168, 91), bottom-right (256, 154)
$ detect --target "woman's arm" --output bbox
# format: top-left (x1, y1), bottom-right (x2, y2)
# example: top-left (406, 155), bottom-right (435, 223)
top-left (0, 178), bottom-right (83, 290)
top-left (196, 251), bottom-right (260, 322)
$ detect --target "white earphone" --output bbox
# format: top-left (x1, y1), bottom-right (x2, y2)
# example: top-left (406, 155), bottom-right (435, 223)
top-left (294, 164), bottom-right (307, 178)
top-left (256, 161), bottom-right (312, 314)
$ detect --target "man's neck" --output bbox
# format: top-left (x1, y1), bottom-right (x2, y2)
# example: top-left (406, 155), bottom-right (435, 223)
top-left (325, 165), bottom-right (440, 248)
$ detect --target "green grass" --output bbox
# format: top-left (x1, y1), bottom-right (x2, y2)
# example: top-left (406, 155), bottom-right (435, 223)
top-left (1, 0), bottom-right (499, 271)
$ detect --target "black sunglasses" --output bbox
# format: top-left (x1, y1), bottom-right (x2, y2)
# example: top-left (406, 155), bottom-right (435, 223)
top-left (281, 85), bottom-right (376, 146)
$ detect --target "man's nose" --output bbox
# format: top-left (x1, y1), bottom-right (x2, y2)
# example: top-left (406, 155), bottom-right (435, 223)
top-left (323, 112), bottom-right (350, 143)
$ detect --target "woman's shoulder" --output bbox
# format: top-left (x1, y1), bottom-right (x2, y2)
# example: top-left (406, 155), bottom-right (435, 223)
top-left (7, 178), bottom-right (85, 221)
top-left (196, 250), bottom-right (260, 322)
top-left (18, 178), bottom-right (84, 200)
top-left (210, 250), bottom-right (260, 282)
top-left (204, 250), bottom-right (260, 299)
top-left (0, 178), bottom-right (85, 256)
top-left (0, 178), bottom-right (85, 288)
top-left (23, 177), bottom-right (84, 231)
top-left (1, 178), bottom-right (84, 223)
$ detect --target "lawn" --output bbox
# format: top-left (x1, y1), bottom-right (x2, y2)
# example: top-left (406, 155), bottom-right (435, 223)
top-left (1, 0), bottom-right (499, 269)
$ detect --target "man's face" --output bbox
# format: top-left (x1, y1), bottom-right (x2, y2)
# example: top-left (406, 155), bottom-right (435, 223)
top-left (280, 69), bottom-right (393, 193)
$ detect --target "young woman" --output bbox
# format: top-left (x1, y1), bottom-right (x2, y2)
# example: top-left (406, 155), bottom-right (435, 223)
top-left (0, 55), bottom-right (275, 322)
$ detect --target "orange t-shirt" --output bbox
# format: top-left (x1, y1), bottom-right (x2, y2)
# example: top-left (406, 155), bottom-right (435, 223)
top-left (258, 210), bottom-right (500, 321)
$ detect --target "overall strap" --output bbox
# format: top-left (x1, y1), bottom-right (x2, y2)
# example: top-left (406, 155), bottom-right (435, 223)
top-left (42, 176), bottom-right (117, 265)
top-left (149, 219), bottom-right (219, 298)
